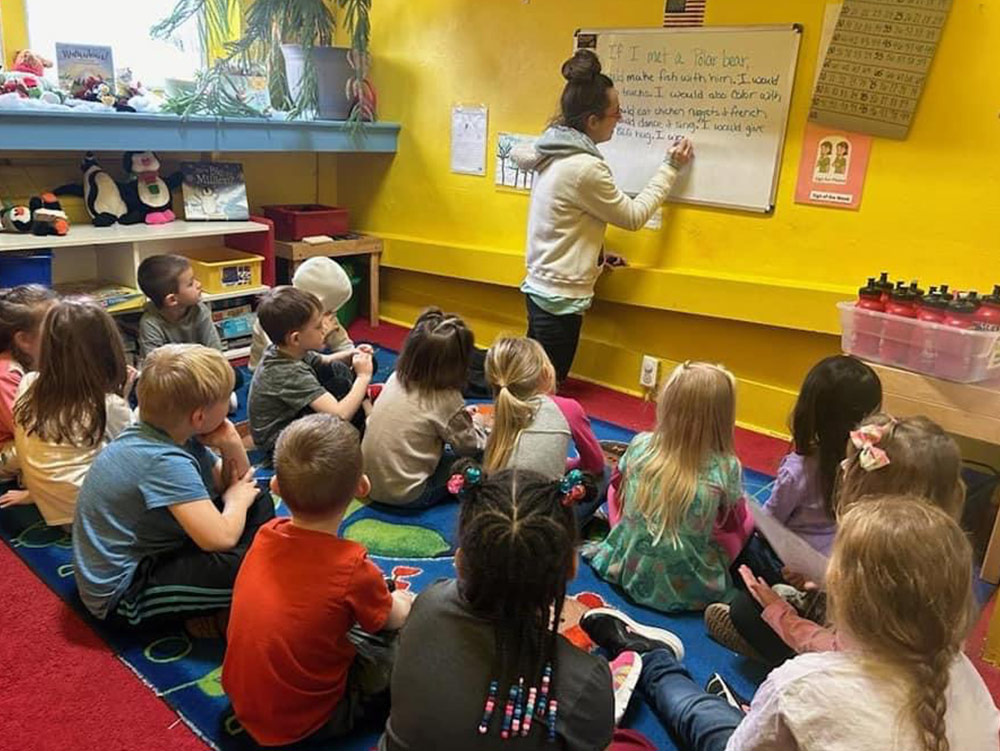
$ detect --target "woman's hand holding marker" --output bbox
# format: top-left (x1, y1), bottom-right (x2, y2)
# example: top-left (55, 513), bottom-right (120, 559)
top-left (669, 138), bottom-right (695, 169)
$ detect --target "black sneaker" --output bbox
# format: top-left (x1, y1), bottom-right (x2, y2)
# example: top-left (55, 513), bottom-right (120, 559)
top-left (705, 672), bottom-right (750, 714)
top-left (580, 607), bottom-right (685, 660)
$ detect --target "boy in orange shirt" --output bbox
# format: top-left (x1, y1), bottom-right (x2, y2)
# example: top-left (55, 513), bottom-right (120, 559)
top-left (222, 414), bottom-right (412, 746)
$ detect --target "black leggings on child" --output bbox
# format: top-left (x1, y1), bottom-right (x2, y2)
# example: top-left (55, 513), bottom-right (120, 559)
top-left (105, 488), bottom-right (275, 629)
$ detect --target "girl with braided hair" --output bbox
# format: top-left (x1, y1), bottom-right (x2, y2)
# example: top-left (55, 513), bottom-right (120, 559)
top-left (381, 461), bottom-right (647, 750)
top-left (583, 496), bottom-right (999, 751)
top-left (362, 307), bottom-right (484, 507)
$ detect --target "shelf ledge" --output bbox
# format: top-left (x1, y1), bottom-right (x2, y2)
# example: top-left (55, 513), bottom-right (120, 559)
top-left (0, 110), bottom-right (400, 153)
top-left (0, 220), bottom-right (266, 252)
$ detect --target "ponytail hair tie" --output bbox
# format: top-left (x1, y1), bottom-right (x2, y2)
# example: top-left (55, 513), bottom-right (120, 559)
top-left (559, 469), bottom-right (586, 506)
top-left (448, 465), bottom-right (484, 496)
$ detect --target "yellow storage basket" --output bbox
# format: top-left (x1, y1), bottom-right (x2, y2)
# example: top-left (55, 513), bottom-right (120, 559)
top-left (182, 247), bottom-right (264, 294)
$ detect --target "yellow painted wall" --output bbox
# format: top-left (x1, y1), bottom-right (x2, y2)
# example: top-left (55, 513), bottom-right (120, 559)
top-left (332, 0), bottom-right (1000, 440)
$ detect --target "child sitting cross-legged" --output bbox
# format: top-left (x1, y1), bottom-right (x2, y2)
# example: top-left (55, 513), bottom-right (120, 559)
top-left (588, 361), bottom-right (744, 613)
top-left (362, 307), bottom-right (482, 507)
top-left (583, 497), bottom-right (1000, 751)
top-left (708, 413), bottom-right (966, 665)
top-left (11, 298), bottom-right (134, 527)
top-left (72, 344), bottom-right (275, 630)
top-left (248, 286), bottom-right (373, 458)
top-left (223, 414), bottom-right (413, 747)
top-left (137, 254), bottom-right (223, 358)
top-left (381, 460), bottom-right (625, 750)
top-left (248, 256), bottom-right (360, 369)
top-left (484, 336), bottom-right (607, 526)
top-left (0, 284), bottom-right (56, 482)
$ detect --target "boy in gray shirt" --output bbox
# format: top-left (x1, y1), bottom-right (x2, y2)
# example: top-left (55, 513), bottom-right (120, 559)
top-left (248, 286), bottom-right (373, 458)
top-left (137, 254), bottom-right (223, 360)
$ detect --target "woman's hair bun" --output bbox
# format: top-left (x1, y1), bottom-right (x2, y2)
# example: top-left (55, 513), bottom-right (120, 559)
top-left (562, 49), bottom-right (602, 82)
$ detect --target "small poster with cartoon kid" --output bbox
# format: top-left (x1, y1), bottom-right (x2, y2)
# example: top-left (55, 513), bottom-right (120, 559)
top-left (795, 123), bottom-right (872, 211)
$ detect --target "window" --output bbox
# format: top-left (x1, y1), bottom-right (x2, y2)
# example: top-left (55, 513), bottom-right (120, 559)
top-left (26, 0), bottom-right (205, 89)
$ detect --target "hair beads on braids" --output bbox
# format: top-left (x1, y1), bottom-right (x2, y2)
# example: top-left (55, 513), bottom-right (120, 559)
top-left (454, 460), bottom-right (592, 742)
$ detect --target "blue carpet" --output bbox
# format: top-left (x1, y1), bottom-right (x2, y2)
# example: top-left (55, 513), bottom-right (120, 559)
top-left (0, 346), bottom-right (774, 751)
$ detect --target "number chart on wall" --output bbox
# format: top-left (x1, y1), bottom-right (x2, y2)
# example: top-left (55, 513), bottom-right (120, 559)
top-left (575, 26), bottom-right (802, 213)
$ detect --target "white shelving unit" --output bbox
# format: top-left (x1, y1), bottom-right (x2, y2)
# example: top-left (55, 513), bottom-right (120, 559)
top-left (0, 221), bottom-right (270, 362)
top-left (0, 221), bottom-right (268, 292)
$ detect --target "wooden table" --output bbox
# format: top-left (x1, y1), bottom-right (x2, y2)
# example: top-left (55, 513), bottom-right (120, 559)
top-left (868, 362), bottom-right (1000, 581)
top-left (274, 234), bottom-right (383, 326)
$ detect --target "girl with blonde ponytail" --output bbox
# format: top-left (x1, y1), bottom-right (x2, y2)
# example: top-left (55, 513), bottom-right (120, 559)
top-left (589, 362), bottom-right (743, 613)
top-left (483, 337), bottom-right (606, 524)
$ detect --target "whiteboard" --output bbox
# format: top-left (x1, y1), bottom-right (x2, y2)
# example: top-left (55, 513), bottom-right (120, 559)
top-left (575, 25), bottom-right (802, 213)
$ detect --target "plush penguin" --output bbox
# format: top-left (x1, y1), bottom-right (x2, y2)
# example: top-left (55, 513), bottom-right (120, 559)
top-left (29, 194), bottom-right (70, 236)
top-left (1, 205), bottom-right (33, 233)
top-left (120, 151), bottom-right (182, 226)
top-left (54, 152), bottom-right (128, 227)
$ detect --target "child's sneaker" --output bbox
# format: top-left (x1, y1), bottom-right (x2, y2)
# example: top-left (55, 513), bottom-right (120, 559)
top-left (705, 672), bottom-right (750, 714)
top-left (609, 650), bottom-right (642, 724)
top-left (367, 383), bottom-right (383, 403)
top-left (580, 607), bottom-right (685, 660)
top-left (704, 603), bottom-right (762, 661)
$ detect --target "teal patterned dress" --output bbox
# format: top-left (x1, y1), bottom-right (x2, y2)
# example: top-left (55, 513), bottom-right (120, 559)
top-left (589, 433), bottom-right (743, 613)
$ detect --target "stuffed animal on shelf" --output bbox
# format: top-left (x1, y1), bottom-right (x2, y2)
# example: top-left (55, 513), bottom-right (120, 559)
top-left (12, 50), bottom-right (51, 77)
top-left (1, 205), bottom-right (33, 233)
top-left (120, 151), bottom-right (182, 225)
top-left (2, 50), bottom-right (63, 103)
top-left (29, 194), bottom-right (70, 236)
top-left (54, 152), bottom-right (129, 226)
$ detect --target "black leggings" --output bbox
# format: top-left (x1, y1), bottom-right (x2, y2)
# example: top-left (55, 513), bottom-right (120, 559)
top-left (525, 295), bottom-right (583, 384)
top-left (106, 489), bottom-right (276, 629)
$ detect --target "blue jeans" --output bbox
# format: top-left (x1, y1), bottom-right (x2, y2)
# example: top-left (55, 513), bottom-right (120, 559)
top-left (575, 464), bottom-right (611, 528)
top-left (639, 650), bottom-right (742, 751)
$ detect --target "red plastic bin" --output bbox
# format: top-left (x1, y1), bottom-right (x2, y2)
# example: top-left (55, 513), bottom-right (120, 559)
top-left (262, 204), bottom-right (349, 241)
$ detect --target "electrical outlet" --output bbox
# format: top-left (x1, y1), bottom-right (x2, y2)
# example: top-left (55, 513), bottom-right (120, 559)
top-left (640, 355), bottom-right (659, 389)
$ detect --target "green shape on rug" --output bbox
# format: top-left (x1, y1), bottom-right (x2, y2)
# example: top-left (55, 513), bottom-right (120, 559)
top-left (343, 519), bottom-right (450, 558)
top-left (197, 666), bottom-right (225, 698)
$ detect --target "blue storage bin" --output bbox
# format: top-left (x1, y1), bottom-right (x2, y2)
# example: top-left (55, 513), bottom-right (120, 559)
top-left (217, 313), bottom-right (254, 340)
top-left (0, 250), bottom-right (53, 287)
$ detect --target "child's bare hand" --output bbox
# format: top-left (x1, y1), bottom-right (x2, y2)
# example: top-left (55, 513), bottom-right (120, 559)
top-left (0, 488), bottom-right (31, 508)
top-left (356, 343), bottom-right (374, 355)
top-left (223, 467), bottom-right (259, 511)
top-left (199, 419), bottom-right (240, 449)
top-left (669, 137), bottom-right (694, 167)
top-left (125, 366), bottom-right (139, 395)
top-left (739, 565), bottom-right (782, 609)
top-left (352, 351), bottom-right (374, 378)
top-left (781, 567), bottom-right (819, 592)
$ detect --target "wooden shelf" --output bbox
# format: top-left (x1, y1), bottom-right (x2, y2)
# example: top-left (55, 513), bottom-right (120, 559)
top-left (0, 221), bottom-right (266, 253)
top-left (225, 345), bottom-right (251, 361)
top-left (0, 110), bottom-right (400, 153)
top-left (203, 285), bottom-right (269, 303)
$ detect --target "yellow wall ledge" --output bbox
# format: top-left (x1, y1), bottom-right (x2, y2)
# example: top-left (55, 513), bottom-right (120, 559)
top-left (380, 234), bottom-right (854, 336)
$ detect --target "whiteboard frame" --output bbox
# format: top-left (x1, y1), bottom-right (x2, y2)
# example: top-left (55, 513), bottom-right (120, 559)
top-left (575, 24), bottom-right (804, 214)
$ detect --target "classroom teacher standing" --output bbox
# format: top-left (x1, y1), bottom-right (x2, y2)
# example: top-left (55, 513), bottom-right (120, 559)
top-left (516, 48), bottom-right (694, 383)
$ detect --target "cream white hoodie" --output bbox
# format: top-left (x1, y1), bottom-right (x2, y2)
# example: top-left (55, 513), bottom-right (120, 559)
top-left (517, 126), bottom-right (679, 299)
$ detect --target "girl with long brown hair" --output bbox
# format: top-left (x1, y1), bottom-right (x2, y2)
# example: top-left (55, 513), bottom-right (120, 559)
top-left (0, 284), bottom-right (56, 480)
top-left (10, 298), bottom-right (133, 526)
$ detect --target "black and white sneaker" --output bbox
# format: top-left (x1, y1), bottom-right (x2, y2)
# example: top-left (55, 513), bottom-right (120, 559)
top-left (580, 607), bottom-right (685, 660)
top-left (705, 672), bottom-right (750, 714)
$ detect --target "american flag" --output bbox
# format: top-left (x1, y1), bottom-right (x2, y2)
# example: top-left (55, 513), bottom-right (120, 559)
top-left (663, 0), bottom-right (706, 27)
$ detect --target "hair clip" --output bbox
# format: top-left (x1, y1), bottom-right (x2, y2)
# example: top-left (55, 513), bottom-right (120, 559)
top-left (447, 465), bottom-right (483, 496)
top-left (559, 469), bottom-right (585, 506)
top-left (849, 426), bottom-right (890, 472)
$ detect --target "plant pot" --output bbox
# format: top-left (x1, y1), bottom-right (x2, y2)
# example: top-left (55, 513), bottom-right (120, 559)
top-left (280, 44), bottom-right (352, 120)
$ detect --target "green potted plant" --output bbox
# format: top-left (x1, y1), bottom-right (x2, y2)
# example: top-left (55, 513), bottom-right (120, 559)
top-left (154, 0), bottom-right (374, 120)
